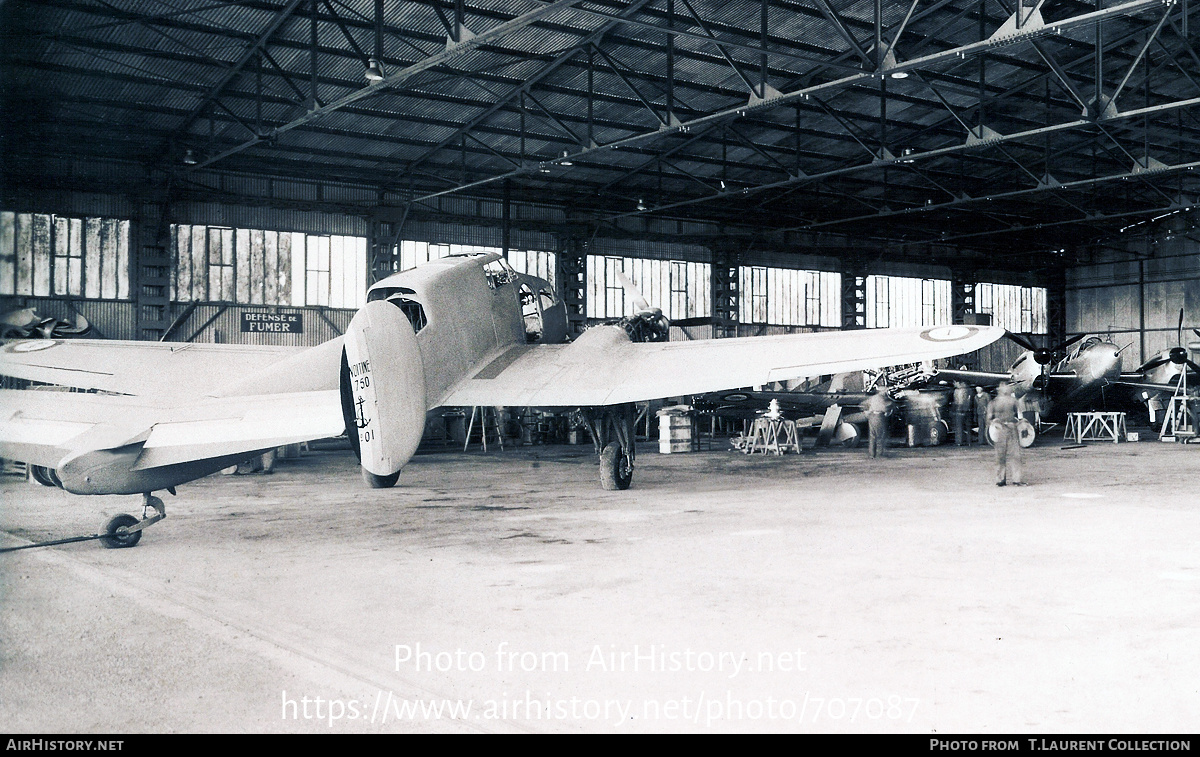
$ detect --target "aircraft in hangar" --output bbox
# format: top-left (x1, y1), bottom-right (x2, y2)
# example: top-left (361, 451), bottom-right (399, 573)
top-left (0, 252), bottom-right (1003, 547)
top-left (913, 332), bottom-right (1125, 442)
top-left (1110, 310), bottom-right (1200, 423)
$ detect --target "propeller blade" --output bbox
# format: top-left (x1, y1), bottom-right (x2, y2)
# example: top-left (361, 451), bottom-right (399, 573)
top-left (1005, 332), bottom-right (1038, 352)
top-left (1178, 308), bottom-right (1185, 346)
top-left (1140, 356), bottom-right (1170, 372)
top-left (1052, 333), bottom-right (1086, 353)
top-left (614, 270), bottom-right (652, 314)
top-left (1187, 359), bottom-right (1200, 376)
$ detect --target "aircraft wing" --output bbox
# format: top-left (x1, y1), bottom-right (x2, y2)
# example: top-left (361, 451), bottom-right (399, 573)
top-left (927, 368), bottom-right (1012, 386)
top-left (0, 387), bottom-right (345, 473)
top-left (1108, 378), bottom-right (1195, 395)
top-left (441, 324), bottom-right (1005, 407)
top-left (692, 389), bottom-right (871, 418)
top-left (0, 338), bottom-right (341, 399)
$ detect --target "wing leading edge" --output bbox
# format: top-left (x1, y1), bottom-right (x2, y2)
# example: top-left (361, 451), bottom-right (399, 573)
top-left (441, 324), bottom-right (1006, 407)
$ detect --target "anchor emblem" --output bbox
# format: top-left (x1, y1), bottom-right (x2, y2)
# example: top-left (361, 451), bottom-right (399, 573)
top-left (354, 394), bottom-right (371, 429)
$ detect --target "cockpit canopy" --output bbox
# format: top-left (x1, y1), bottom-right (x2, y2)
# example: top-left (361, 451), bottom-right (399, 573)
top-left (367, 286), bottom-right (427, 333)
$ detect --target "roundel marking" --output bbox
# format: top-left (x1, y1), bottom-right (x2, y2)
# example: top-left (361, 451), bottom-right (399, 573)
top-left (7, 340), bottom-right (61, 353)
top-left (919, 326), bottom-right (978, 342)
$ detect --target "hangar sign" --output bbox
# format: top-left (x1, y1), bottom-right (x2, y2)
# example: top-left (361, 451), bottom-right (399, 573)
top-left (241, 312), bottom-right (303, 334)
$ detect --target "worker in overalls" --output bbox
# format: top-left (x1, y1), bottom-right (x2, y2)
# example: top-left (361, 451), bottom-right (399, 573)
top-left (863, 385), bottom-right (893, 459)
top-left (987, 382), bottom-right (1025, 486)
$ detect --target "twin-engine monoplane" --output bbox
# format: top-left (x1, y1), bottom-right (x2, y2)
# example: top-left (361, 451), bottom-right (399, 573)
top-left (0, 253), bottom-right (1003, 546)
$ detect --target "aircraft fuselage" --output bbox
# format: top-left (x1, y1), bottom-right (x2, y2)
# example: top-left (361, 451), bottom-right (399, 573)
top-left (1010, 337), bottom-right (1122, 411)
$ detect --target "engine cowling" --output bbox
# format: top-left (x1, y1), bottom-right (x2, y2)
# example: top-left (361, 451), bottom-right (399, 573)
top-left (341, 300), bottom-right (427, 487)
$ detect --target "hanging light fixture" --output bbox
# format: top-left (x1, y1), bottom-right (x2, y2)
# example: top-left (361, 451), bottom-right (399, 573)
top-left (636, 198), bottom-right (647, 211)
top-left (182, 148), bottom-right (199, 165)
top-left (364, 57), bottom-right (385, 82)
top-left (559, 150), bottom-right (573, 166)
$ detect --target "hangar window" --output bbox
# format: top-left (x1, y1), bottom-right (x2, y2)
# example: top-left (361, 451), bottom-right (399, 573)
top-left (508, 249), bottom-right (556, 286)
top-left (975, 283), bottom-right (1047, 334)
top-left (865, 275), bottom-right (951, 328)
top-left (171, 225), bottom-right (365, 309)
top-left (586, 255), bottom-right (711, 322)
top-left (385, 241), bottom-right (554, 285)
top-left (0, 211), bottom-right (130, 299)
top-left (738, 266), bottom-right (840, 327)
top-left (301, 234), bottom-right (366, 308)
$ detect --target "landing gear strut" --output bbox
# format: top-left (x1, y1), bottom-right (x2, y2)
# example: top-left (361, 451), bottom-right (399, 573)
top-left (100, 493), bottom-right (167, 549)
top-left (579, 404), bottom-right (637, 490)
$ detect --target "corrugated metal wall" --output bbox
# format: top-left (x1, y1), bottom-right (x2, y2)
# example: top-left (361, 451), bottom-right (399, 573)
top-left (161, 303), bottom-right (352, 346)
top-left (395, 219), bottom-right (558, 254)
top-left (0, 296), bottom-right (350, 346)
top-left (1066, 238), bottom-right (1200, 364)
top-left (171, 202), bottom-right (370, 237)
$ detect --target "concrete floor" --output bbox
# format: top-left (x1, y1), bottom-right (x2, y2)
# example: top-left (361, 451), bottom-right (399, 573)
top-left (2, 434), bottom-right (1198, 733)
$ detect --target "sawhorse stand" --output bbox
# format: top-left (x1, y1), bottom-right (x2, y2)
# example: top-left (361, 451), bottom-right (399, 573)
top-left (746, 417), bottom-right (802, 455)
top-left (1064, 412), bottom-right (1126, 444)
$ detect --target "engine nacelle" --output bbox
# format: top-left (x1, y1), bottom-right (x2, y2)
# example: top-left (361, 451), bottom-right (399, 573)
top-left (341, 300), bottom-right (427, 487)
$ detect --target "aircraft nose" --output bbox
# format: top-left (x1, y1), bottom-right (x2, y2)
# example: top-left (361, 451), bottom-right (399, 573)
top-left (1102, 346), bottom-right (1121, 376)
top-left (342, 300), bottom-right (427, 487)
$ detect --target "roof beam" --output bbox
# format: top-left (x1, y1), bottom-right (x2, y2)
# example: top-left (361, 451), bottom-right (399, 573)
top-left (168, 0), bottom-right (304, 142)
top-left (186, 0), bottom-right (589, 172)
top-left (409, 0), bottom-right (1167, 203)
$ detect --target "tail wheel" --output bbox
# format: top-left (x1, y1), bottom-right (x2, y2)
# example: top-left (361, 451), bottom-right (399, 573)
top-left (600, 443), bottom-right (633, 490)
top-left (100, 514), bottom-right (142, 549)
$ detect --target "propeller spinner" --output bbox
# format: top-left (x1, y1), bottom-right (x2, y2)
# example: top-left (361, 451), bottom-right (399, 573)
top-left (1006, 332), bottom-right (1086, 366)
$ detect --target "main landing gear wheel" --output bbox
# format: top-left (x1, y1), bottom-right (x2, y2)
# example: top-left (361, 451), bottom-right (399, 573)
top-left (362, 468), bottom-right (400, 488)
top-left (100, 514), bottom-right (142, 549)
top-left (599, 443), bottom-right (633, 490)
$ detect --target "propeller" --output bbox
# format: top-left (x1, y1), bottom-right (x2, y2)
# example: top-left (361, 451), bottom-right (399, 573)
top-left (1005, 332), bottom-right (1085, 366)
top-left (614, 270), bottom-right (670, 342)
top-left (1140, 309), bottom-right (1200, 374)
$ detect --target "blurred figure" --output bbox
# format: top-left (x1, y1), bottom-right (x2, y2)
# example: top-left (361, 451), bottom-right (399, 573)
top-left (987, 382), bottom-right (1025, 486)
top-left (952, 381), bottom-right (972, 446)
top-left (973, 386), bottom-right (990, 446)
top-left (862, 385), bottom-right (893, 459)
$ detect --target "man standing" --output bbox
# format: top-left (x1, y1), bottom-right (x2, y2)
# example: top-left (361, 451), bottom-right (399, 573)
top-left (973, 386), bottom-right (990, 446)
top-left (952, 381), bottom-right (972, 446)
top-left (862, 385), bottom-right (892, 459)
top-left (987, 383), bottom-right (1025, 486)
